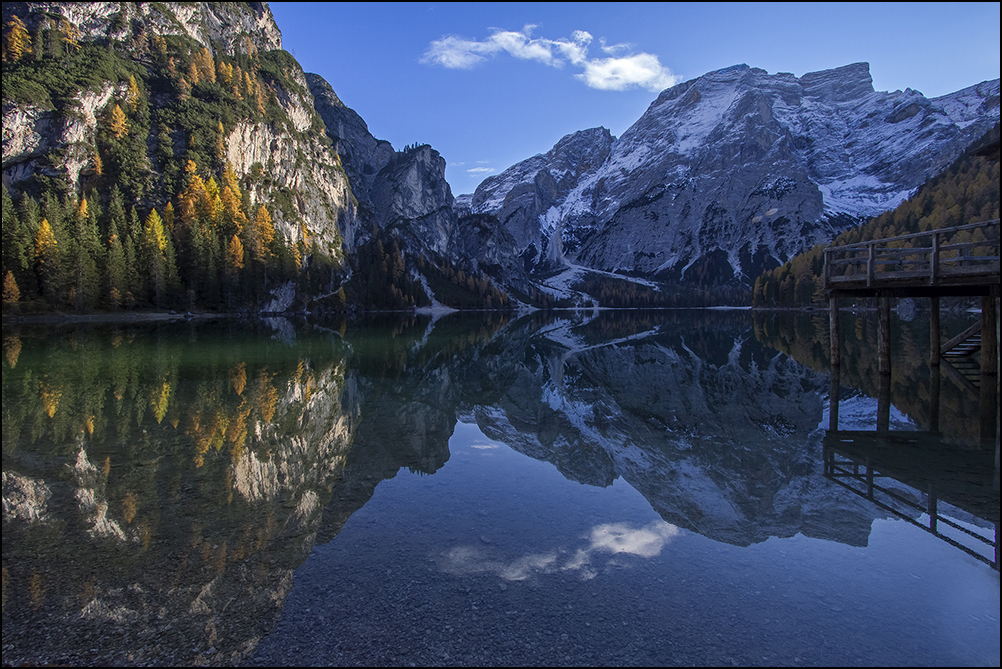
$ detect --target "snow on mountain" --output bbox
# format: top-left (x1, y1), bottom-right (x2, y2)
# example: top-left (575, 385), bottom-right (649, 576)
top-left (463, 63), bottom-right (1000, 285)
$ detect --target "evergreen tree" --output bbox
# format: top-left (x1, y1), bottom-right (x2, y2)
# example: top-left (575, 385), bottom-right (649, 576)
top-left (69, 198), bottom-right (102, 310)
top-left (142, 206), bottom-right (171, 308)
top-left (106, 218), bottom-right (127, 310)
top-left (2, 270), bottom-right (20, 308)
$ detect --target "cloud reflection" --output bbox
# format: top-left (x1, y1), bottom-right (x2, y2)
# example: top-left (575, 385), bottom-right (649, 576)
top-left (438, 520), bottom-right (679, 582)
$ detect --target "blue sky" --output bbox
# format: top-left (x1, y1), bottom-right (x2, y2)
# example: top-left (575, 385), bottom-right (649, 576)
top-left (269, 2), bottom-right (1001, 195)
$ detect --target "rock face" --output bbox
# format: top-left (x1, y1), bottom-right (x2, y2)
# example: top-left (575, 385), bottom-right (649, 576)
top-left (3, 1), bottom-right (283, 54)
top-left (370, 145), bottom-right (456, 256)
top-left (2, 1), bottom-right (354, 261)
top-left (308, 74), bottom-right (461, 259)
top-left (2, 83), bottom-right (125, 194)
top-left (465, 63), bottom-right (1001, 284)
top-left (307, 73), bottom-right (394, 229)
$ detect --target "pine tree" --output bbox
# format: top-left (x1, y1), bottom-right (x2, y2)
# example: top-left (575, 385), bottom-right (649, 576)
top-left (142, 208), bottom-right (169, 307)
top-left (126, 75), bottom-right (141, 111)
top-left (195, 47), bottom-right (215, 83)
top-left (215, 120), bottom-right (226, 167)
top-left (106, 218), bottom-right (127, 310)
top-left (1, 186), bottom-right (31, 292)
top-left (250, 205), bottom-right (276, 264)
top-left (2, 271), bottom-right (20, 307)
top-left (69, 198), bottom-right (102, 310)
top-left (58, 18), bottom-right (79, 55)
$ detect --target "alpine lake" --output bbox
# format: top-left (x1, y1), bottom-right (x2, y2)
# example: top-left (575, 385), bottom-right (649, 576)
top-left (2, 307), bottom-right (998, 667)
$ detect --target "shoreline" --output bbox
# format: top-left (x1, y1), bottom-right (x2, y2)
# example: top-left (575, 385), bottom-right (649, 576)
top-left (1, 311), bottom-right (238, 326)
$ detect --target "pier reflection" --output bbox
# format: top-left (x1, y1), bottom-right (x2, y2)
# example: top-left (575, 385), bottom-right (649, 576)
top-left (825, 362), bottom-right (1000, 570)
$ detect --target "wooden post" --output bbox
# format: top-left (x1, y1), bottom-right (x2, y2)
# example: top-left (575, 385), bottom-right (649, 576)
top-left (878, 296), bottom-right (891, 376)
top-left (930, 233), bottom-right (939, 285)
top-left (929, 364), bottom-right (940, 434)
top-left (829, 296), bottom-right (840, 368)
top-left (823, 248), bottom-right (830, 290)
top-left (867, 244), bottom-right (875, 287)
top-left (982, 294), bottom-right (998, 448)
top-left (829, 295), bottom-right (841, 432)
top-left (829, 363), bottom-right (840, 432)
top-left (877, 296), bottom-right (892, 433)
top-left (930, 296), bottom-right (940, 367)
top-left (983, 294), bottom-right (998, 377)
top-left (982, 368), bottom-right (998, 449)
top-left (877, 369), bottom-right (891, 432)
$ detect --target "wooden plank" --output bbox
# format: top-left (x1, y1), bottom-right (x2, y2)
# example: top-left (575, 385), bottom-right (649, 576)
top-left (826, 219), bottom-right (1000, 253)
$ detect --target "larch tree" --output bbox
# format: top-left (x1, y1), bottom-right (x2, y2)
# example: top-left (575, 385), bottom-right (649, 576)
top-left (34, 218), bottom-right (59, 300)
top-left (109, 104), bottom-right (129, 139)
top-left (3, 15), bottom-right (31, 62)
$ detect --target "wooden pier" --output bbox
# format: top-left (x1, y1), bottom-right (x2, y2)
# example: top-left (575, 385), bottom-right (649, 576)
top-left (823, 219), bottom-right (1000, 445)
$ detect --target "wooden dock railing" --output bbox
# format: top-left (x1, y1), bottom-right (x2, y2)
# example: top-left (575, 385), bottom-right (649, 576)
top-left (823, 219), bottom-right (1000, 290)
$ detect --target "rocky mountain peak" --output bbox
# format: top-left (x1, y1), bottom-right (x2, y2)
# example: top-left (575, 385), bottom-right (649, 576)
top-left (800, 61), bottom-right (874, 102)
top-left (462, 61), bottom-right (999, 287)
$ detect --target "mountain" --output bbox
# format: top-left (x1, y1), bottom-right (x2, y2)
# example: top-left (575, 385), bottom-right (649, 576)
top-left (753, 121), bottom-right (1000, 307)
top-left (2, 2), bottom-right (999, 314)
top-left (462, 63), bottom-right (1000, 288)
top-left (1, 1), bottom-right (465, 314)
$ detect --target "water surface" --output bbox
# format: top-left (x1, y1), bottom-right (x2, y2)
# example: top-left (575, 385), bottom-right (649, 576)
top-left (2, 309), bottom-right (998, 666)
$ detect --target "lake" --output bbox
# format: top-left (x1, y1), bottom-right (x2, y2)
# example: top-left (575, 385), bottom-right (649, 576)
top-left (2, 308), bottom-right (998, 666)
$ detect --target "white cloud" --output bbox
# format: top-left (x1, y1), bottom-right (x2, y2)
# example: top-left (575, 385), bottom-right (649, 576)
top-left (467, 167), bottom-right (496, 176)
top-left (577, 53), bottom-right (679, 92)
top-left (422, 25), bottom-right (677, 92)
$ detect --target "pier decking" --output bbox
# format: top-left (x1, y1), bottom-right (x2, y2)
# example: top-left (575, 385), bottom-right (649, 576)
top-left (823, 219), bottom-right (1000, 298)
top-left (823, 218), bottom-right (999, 452)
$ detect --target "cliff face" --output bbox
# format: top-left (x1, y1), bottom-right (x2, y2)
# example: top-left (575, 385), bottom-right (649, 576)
top-left (2, 1), bottom-right (469, 303)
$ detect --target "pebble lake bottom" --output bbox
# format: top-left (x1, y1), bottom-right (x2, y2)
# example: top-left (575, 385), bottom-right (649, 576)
top-left (249, 420), bottom-right (999, 667)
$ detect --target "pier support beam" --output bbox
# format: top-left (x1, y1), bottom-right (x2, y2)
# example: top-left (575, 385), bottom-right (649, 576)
top-left (929, 364), bottom-right (940, 434)
top-left (829, 296), bottom-right (841, 431)
top-left (878, 296), bottom-right (891, 376)
top-left (930, 296), bottom-right (940, 367)
top-left (982, 294), bottom-right (999, 448)
top-left (829, 296), bottom-right (840, 368)
top-left (983, 294), bottom-right (997, 377)
top-left (877, 296), bottom-right (892, 432)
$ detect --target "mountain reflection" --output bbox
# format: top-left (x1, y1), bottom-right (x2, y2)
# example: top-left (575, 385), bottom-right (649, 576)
top-left (2, 309), bottom-right (993, 665)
